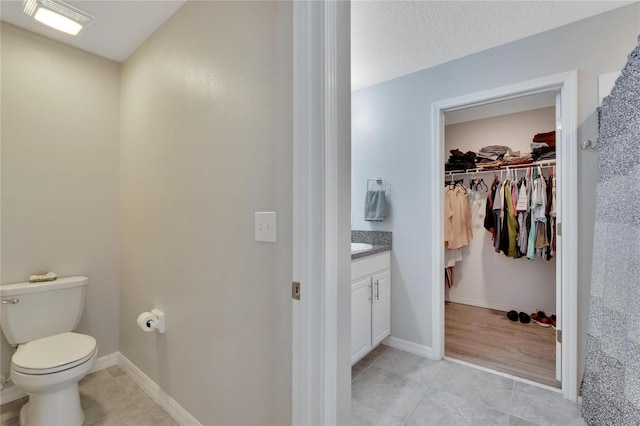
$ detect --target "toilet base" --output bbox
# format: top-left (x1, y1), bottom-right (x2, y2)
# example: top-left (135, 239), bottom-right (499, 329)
top-left (20, 383), bottom-right (84, 426)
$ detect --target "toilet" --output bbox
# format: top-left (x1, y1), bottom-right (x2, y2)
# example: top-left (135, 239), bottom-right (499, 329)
top-left (0, 276), bottom-right (97, 426)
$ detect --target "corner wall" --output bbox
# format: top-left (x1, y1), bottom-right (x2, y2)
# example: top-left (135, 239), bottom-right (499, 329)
top-left (351, 3), bottom-right (640, 385)
top-left (0, 23), bottom-right (121, 378)
top-left (119, 2), bottom-right (293, 424)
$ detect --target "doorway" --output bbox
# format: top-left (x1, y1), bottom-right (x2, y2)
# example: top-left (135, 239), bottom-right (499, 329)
top-left (430, 72), bottom-right (579, 401)
top-left (442, 95), bottom-right (560, 388)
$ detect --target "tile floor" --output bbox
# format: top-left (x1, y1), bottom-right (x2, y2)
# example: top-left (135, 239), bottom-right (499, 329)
top-left (0, 366), bottom-right (177, 426)
top-left (1, 348), bottom-right (585, 426)
top-left (352, 345), bottom-right (586, 426)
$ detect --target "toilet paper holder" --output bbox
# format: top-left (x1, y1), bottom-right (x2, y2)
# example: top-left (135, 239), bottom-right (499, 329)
top-left (137, 309), bottom-right (166, 333)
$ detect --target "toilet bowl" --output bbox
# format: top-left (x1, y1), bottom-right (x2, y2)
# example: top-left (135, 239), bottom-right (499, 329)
top-left (10, 332), bottom-right (98, 426)
top-left (0, 276), bottom-right (96, 426)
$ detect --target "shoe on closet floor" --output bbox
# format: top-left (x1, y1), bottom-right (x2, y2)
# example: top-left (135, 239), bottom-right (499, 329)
top-left (518, 312), bottom-right (531, 324)
top-left (531, 311), bottom-right (551, 327)
top-left (550, 314), bottom-right (557, 329)
top-left (507, 310), bottom-right (519, 322)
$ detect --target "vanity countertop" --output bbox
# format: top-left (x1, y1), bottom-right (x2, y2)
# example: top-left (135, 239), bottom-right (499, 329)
top-left (351, 230), bottom-right (392, 260)
top-left (351, 244), bottom-right (392, 260)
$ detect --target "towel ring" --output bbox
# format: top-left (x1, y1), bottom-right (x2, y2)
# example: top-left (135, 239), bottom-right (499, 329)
top-left (367, 178), bottom-right (386, 192)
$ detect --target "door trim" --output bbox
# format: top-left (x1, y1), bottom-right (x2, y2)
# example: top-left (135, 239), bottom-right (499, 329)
top-left (292, 1), bottom-right (328, 423)
top-left (555, 91), bottom-right (563, 382)
top-left (430, 71), bottom-right (578, 401)
top-left (292, 1), bottom-right (347, 424)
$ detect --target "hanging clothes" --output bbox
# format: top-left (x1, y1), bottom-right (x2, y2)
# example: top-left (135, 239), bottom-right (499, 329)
top-left (483, 175), bottom-right (498, 236)
top-left (499, 177), bottom-right (519, 257)
top-left (534, 171), bottom-right (548, 258)
top-left (507, 178), bottom-right (519, 257)
top-left (527, 174), bottom-right (540, 259)
top-left (492, 179), bottom-right (503, 253)
top-left (444, 182), bottom-right (473, 250)
top-left (444, 266), bottom-right (454, 288)
top-left (444, 248), bottom-right (463, 267)
top-left (515, 177), bottom-right (529, 257)
top-left (450, 164), bottom-right (556, 261)
top-left (524, 166), bottom-right (551, 259)
top-left (548, 173), bottom-right (557, 257)
top-left (444, 181), bottom-right (473, 288)
top-left (479, 165), bottom-right (553, 261)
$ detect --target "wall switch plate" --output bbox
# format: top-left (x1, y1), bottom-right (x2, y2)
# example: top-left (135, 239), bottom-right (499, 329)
top-left (255, 212), bottom-right (276, 242)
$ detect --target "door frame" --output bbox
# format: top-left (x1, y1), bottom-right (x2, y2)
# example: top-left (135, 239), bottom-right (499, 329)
top-left (430, 71), bottom-right (579, 401)
top-left (292, 1), bottom-right (350, 424)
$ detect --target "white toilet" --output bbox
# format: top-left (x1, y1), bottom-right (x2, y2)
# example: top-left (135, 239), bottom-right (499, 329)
top-left (0, 276), bottom-right (97, 426)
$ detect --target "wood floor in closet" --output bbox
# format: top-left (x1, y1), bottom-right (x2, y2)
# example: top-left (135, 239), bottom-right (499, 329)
top-left (445, 302), bottom-right (561, 388)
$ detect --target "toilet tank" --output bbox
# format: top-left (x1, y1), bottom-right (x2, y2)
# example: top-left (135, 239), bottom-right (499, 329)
top-left (0, 276), bottom-right (88, 345)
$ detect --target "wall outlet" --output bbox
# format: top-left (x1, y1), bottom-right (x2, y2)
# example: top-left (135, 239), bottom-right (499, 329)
top-left (255, 212), bottom-right (276, 242)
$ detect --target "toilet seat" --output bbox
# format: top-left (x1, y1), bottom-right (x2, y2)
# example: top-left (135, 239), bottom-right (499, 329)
top-left (12, 332), bottom-right (97, 375)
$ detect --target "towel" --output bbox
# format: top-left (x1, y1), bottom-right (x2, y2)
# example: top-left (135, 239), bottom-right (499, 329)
top-left (364, 190), bottom-right (386, 221)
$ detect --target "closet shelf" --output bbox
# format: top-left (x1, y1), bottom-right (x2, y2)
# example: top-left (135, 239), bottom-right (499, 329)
top-left (445, 159), bottom-right (556, 176)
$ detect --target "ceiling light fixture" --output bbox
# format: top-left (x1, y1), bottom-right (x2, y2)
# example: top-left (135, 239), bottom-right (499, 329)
top-left (23, 0), bottom-right (94, 36)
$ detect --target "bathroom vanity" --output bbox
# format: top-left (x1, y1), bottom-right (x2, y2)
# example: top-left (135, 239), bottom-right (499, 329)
top-left (350, 231), bottom-right (392, 365)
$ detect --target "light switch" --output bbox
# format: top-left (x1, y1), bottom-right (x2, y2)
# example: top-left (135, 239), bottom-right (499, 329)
top-left (255, 212), bottom-right (276, 242)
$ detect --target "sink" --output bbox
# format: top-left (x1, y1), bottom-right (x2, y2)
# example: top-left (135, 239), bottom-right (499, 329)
top-left (351, 242), bottom-right (373, 254)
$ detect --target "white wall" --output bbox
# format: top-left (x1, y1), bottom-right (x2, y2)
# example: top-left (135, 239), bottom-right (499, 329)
top-left (445, 106), bottom-right (555, 154)
top-left (351, 3), bottom-right (640, 384)
top-left (119, 2), bottom-right (292, 424)
top-left (0, 23), bottom-right (120, 379)
top-left (444, 107), bottom-right (556, 314)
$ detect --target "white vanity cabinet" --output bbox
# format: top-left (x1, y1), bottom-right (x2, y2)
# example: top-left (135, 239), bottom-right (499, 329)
top-left (351, 251), bottom-right (390, 365)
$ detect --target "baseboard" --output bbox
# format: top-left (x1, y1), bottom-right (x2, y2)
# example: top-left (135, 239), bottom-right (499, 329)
top-left (90, 351), bottom-right (120, 373)
top-left (446, 296), bottom-right (543, 315)
top-left (0, 383), bottom-right (25, 405)
top-left (118, 353), bottom-right (200, 426)
top-left (383, 336), bottom-right (436, 361)
top-left (0, 351), bottom-right (120, 405)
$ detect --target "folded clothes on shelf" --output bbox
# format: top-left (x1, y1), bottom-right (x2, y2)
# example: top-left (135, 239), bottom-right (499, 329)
top-left (445, 142), bottom-right (555, 173)
top-left (532, 131), bottom-right (556, 146)
top-left (445, 149), bottom-right (477, 171)
top-left (531, 145), bottom-right (556, 161)
top-left (503, 152), bottom-right (533, 164)
top-left (479, 145), bottom-right (520, 157)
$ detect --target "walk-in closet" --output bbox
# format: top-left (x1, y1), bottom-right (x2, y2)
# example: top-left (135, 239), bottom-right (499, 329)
top-left (442, 93), bottom-right (561, 388)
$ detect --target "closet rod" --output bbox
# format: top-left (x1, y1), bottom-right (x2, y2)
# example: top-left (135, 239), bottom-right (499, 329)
top-left (445, 160), bottom-right (556, 176)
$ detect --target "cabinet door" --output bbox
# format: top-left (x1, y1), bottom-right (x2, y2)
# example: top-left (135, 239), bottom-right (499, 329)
top-left (351, 276), bottom-right (373, 365)
top-left (371, 269), bottom-right (390, 347)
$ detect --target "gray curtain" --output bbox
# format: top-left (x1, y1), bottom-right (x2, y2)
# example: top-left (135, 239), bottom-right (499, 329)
top-left (582, 36), bottom-right (640, 425)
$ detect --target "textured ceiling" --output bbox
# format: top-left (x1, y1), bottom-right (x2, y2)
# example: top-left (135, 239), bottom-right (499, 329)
top-left (0, 0), bottom-right (185, 62)
top-left (352, 1), bottom-right (635, 91)
top-left (0, 0), bottom-right (634, 73)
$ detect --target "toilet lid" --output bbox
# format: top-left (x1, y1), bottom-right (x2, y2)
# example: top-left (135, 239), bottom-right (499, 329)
top-left (12, 332), bottom-right (97, 375)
